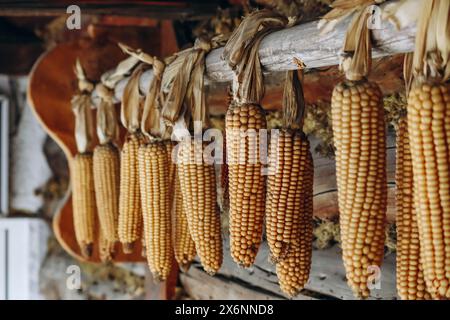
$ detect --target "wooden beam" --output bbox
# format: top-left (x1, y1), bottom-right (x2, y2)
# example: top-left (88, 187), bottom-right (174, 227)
top-left (0, 1), bottom-right (220, 20)
top-left (96, 0), bottom-right (415, 105)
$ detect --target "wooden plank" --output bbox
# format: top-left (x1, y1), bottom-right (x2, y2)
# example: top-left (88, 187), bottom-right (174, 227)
top-left (182, 235), bottom-right (397, 300)
top-left (180, 266), bottom-right (288, 300)
top-left (0, 1), bottom-right (220, 20)
top-left (98, 0), bottom-right (416, 105)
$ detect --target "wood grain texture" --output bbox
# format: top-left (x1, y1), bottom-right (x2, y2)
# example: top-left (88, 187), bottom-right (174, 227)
top-left (181, 234), bottom-right (397, 300)
top-left (99, 0), bottom-right (415, 105)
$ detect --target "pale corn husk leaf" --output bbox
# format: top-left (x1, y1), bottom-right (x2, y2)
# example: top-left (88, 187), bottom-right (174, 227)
top-left (75, 59), bottom-right (94, 93)
top-left (404, 52), bottom-right (414, 95)
top-left (318, 0), bottom-right (382, 35)
top-left (118, 42), bottom-right (156, 66)
top-left (223, 9), bottom-right (288, 105)
top-left (411, 0), bottom-right (450, 82)
top-left (382, 0), bottom-right (423, 30)
top-left (436, 0), bottom-right (450, 79)
top-left (121, 64), bottom-right (146, 133)
top-left (160, 51), bottom-right (198, 128)
top-left (95, 83), bottom-right (119, 145)
top-left (341, 8), bottom-right (372, 80)
top-left (282, 70), bottom-right (305, 129)
top-left (160, 38), bottom-right (213, 131)
top-left (411, 0), bottom-right (433, 80)
top-left (223, 9), bottom-right (287, 68)
top-left (141, 58), bottom-right (166, 140)
top-left (72, 94), bottom-right (95, 154)
top-left (101, 55), bottom-right (140, 89)
top-left (72, 60), bottom-right (94, 153)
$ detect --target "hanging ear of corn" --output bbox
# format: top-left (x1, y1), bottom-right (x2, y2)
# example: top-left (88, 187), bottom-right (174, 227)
top-left (177, 140), bottom-right (223, 275)
top-left (168, 139), bottom-right (197, 271)
top-left (93, 143), bottom-right (120, 244)
top-left (173, 173), bottom-right (197, 271)
top-left (396, 116), bottom-right (431, 300)
top-left (160, 37), bottom-right (223, 274)
top-left (322, 3), bottom-right (387, 298)
top-left (395, 53), bottom-right (430, 300)
top-left (70, 60), bottom-right (96, 258)
top-left (99, 227), bottom-right (116, 263)
top-left (265, 70), bottom-right (314, 297)
top-left (118, 132), bottom-right (144, 253)
top-left (226, 104), bottom-right (267, 267)
top-left (92, 83), bottom-right (121, 256)
top-left (71, 153), bottom-right (96, 258)
top-left (406, 0), bottom-right (450, 299)
top-left (118, 64), bottom-right (147, 253)
top-left (223, 10), bottom-right (288, 267)
top-left (138, 141), bottom-right (172, 280)
top-left (127, 53), bottom-right (173, 280)
top-left (276, 149), bottom-right (313, 297)
top-left (332, 79), bottom-right (387, 299)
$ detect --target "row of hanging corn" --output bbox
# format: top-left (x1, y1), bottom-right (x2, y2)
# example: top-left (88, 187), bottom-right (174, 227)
top-left (69, 0), bottom-right (450, 300)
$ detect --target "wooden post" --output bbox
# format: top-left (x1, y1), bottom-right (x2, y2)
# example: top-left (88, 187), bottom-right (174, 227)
top-left (145, 257), bottom-right (179, 300)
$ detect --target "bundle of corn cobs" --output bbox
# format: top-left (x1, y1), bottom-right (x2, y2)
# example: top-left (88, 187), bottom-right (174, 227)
top-left (67, 0), bottom-right (450, 300)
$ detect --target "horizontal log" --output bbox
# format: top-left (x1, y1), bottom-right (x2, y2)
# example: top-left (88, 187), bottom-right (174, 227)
top-left (91, 0), bottom-right (416, 105)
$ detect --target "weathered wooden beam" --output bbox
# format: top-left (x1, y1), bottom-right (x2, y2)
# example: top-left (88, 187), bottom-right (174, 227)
top-left (96, 0), bottom-right (415, 105)
top-left (0, 1), bottom-right (220, 20)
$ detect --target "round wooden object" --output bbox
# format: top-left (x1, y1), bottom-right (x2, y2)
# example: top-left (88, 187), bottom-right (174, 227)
top-left (27, 41), bottom-right (145, 263)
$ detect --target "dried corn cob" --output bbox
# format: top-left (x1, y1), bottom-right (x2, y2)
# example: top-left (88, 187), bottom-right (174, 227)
top-left (173, 173), bottom-right (197, 271)
top-left (98, 227), bottom-right (115, 263)
top-left (226, 104), bottom-right (266, 267)
top-left (71, 153), bottom-right (96, 258)
top-left (266, 130), bottom-right (313, 263)
top-left (396, 117), bottom-right (431, 300)
top-left (408, 82), bottom-right (450, 299)
top-left (118, 133), bottom-right (144, 253)
top-left (177, 140), bottom-right (223, 275)
top-left (138, 141), bottom-right (172, 280)
top-left (275, 148), bottom-right (314, 297)
top-left (332, 80), bottom-right (387, 298)
top-left (93, 143), bottom-right (120, 245)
